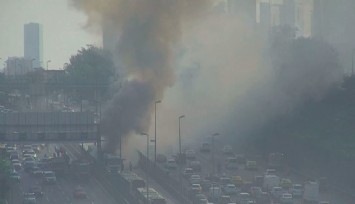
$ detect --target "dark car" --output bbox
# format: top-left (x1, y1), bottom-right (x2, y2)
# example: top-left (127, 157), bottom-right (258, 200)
top-left (73, 186), bottom-right (87, 199)
top-left (29, 185), bottom-right (44, 198)
top-left (30, 167), bottom-right (43, 177)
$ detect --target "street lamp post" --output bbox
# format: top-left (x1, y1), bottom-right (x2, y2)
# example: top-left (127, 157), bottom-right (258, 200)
top-left (212, 133), bottom-right (220, 176)
top-left (352, 49), bottom-right (355, 76)
top-left (141, 133), bottom-right (150, 204)
top-left (178, 114), bottom-right (185, 193)
top-left (154, 100), bottom-right (161, 164)
top-left (46, 60), bottom-right (51, 70)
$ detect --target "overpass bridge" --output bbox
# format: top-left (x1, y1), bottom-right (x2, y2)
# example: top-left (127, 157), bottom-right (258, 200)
top-left (0, 112), bottom-right (99, 143)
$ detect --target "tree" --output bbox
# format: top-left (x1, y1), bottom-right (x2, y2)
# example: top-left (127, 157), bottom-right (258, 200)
top-left (64, 46), bottom-right (116, 102)
top-left (0, 156), bottom-right (11, 200)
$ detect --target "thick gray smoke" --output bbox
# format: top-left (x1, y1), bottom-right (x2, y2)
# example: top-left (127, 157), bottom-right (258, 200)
top-left (70, 0), bottom-right (212, 152)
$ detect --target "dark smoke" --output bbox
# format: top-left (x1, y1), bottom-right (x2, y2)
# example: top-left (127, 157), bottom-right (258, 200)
top-left (70, 0), bottom-right (212, 152)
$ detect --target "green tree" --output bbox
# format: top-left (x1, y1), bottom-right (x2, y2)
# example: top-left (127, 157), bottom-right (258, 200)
top-left (65, 46), bottom-right (116, 102)
top-left (0, 156), bottom-right (11, 200)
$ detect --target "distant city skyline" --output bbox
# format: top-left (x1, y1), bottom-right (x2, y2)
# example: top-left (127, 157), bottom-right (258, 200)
top-left (0, 0), bottom-right (98, 69)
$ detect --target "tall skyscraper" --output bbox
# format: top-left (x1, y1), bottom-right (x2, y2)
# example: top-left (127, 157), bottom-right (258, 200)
top-left (24, 23), bottom-right (43, 68)
top-left (280, 0), bottom-right (296, 27)
top-left (260, 2), bottom-right (271, 31)
top-left (227, 0), bottom-right (257, 28)
top-left (102, 20), bottom-right (119, 52)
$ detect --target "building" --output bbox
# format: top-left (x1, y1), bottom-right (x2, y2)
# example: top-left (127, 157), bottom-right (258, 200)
top-left (24, 23), bottom-right (43, 68)
top-left (259, 2), bottom-right (271, 31)
top-left (294, 0), bottom-right (313, 37)
top-left (227, 0), bottom-right (257, 28)
top-left (280, 0), bottom-right (296, 27)
top-left (4, 57), bottom-right (33, 76)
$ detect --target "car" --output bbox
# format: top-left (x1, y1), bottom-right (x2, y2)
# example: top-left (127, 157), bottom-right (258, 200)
top-left (222, 145), bottom-right (233, 155)
top-left (10, 153), bottom-right (20, 161)
top-left (236, 192), bottom-right (252, 204)
top-left (265, 169), bottom-right (276, 176)
top-left (193, 193), bottom-right (208, 204)
top-left (191, 183), bottom-right (202, 193)
top-left (201, 179), bottom-right (212, 191)
top-left (245, 161), bottom-right (258, 170)
top-left (24, 157), bottom-right (35, 163)
top-left (209, 185), bottom-right (222, 200)
top-left (23, 161), bottom-right (36, 172)
top-left (219, 195), bottom-right (232, 204)
top-left (271, 186), bottom-right (284, 200)
top-left (250, 186), bottom-right (262, 198)
top-left (190, 174), bottom-right (201, 184)
top-left (225, 157), bottom-right (238, 169)
top-left (223, 184), bottom-right (238, 195)
top-left (232, 176), bottom-right (244, 187)
top-left (30, 166), bottom-right (43, 177)
top-left (280, 193), bottom-right (293, 204)
top-left (29, 185), bottom-right (44, 198)
top-left (13, 162), bottom-right (22, 171)
top-left (23, 192), bottom-right (36, 204)
top-left (26, 149), bottom-right (37, 158)
top-left (165, 159), bottom-right (177, 169)
top-left (10, 170), bottom-right (21, 182)
top-left (42, 171), bottom-right (56, 184)
top-left (235, 154), bottom-right (246, 164)
top-left (73, 186), bottom-right (87, 199)
top-left (31, 144), bottom-right (41, 153)
top-left (183, 168), bottom-right (195, 178)
top-left (189, 160), bottom-right (202, 171)
top-left (186, 149), bottom-right (196, 160)
top-left (280, 178), bottom-right (292, 189)
top-left (291, 184), bottom-right (303, 197)
top-left (200, 142), bottom-right (210, 152)
top-left (220, 176), bottom-right (232, 186)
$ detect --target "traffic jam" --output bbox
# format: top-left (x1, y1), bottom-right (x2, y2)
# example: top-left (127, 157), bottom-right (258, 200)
top-left (1, 143), bottom-right (92, 204)
top-left (155, 139), bottom-right (331, 204)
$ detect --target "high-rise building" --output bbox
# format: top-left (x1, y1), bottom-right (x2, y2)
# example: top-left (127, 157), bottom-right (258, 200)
top-left (24, 23), bottom-right (43, 69)
top-left (280, 0), bottom-right (296, 27)
top-left (259, 2), bottom-right (271, 31)
top-left (4, 57), bottom-right (32, 76)
top-left (227, 0), bottom-right (257, 27)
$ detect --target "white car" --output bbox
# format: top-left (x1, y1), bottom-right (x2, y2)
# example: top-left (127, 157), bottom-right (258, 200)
top-left (271, 186), bottom-right (284, 199)
top-left (189, 174), bottom-right (201, 184)
top-left (280, 193), bottom-right (293, 204)
top-left (185, 150), bottom-right (196, 159)
top-left (223, 184), bottom-right (238, 195)
top-left (236, 192), bottom-right (251, 204)
top-left (222, 145), bottom-right (233, 154)
top-left (191, 183), bottom-right (202, 193)
top-left (183, 168), bottom-right (194, 178)
top-left (43, 171), bottom-right (57, 184)
top-left (165, 159), bottom-right (177, 169)
top-left (291, 184), bottom-right (303, 197)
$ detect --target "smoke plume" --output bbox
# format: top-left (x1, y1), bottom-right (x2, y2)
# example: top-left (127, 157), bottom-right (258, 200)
top-left (70, 0), bottom-right (213, 152)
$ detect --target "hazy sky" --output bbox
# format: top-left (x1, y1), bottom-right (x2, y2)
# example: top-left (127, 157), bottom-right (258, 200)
top-left (0, 0), bottom-right (99, 69)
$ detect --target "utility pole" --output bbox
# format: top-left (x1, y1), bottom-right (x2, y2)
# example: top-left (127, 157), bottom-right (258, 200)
top-left (154, 100), bottom-right (161, 164)
top-left (178, 115), bottom-right (185, 193)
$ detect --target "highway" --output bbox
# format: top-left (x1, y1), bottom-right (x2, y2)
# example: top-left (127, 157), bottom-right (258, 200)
top-left (8, 143), bottom-right (116, 204)
top-left (153, 137), bottom-right (353, 204)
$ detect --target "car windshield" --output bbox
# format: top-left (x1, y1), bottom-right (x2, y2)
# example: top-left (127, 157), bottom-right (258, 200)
top-left (45, 172), bottom-right (55, 177)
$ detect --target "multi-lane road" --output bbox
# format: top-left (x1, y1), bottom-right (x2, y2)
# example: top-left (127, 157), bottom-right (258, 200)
top-left (154, 137), bottom-right (353, 204)
top-left (7, 143), bottom-right (116, 204)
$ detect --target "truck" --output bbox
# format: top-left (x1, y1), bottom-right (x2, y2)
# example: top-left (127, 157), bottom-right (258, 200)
top-left (303, 181), bottom-right (319, 204)
top-left (104, 154), bottom-right (122, 173)
top-left (263, 175), bottom-right (280, 192)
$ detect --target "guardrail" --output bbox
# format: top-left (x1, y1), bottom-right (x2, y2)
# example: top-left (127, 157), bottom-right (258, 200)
top-left (66, 144), bottom-right (132, 204)
top-left (138, 151), bottom-right (192, 204)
